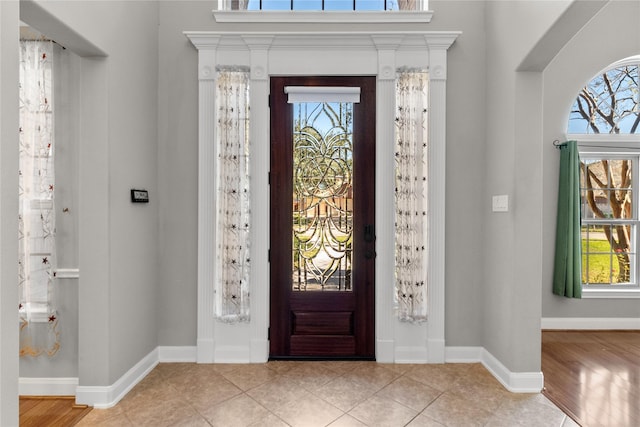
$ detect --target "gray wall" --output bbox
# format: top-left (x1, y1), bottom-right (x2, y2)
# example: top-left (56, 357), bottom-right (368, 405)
top-left (7, 4), bottom-right (640, 413)
top-left (1, 1), bottom-right (20, 424)
top-left (482, 0), bottom-right (572, 372)
top-left (541, 0), bottom-right (640, 320)
top-left (20, 0), bottom-right (160, 386)
top-left (156, 0), bottom-right (490, 349)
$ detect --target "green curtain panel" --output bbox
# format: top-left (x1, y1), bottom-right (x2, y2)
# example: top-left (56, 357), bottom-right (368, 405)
top-left (553, 140), bottom-right (582, 298)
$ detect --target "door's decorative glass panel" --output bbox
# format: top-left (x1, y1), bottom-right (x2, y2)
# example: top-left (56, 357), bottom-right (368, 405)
top-left (293, 102), bottom-right (353, 291)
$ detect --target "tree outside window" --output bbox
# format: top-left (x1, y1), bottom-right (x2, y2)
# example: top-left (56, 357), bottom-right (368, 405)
top-left (569, 58), bottom-right (640, 286)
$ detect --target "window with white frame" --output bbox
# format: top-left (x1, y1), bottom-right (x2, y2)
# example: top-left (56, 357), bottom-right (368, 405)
top-left (568, 55), bottom-right (640, 297)
top-left (217, 0), bottom-right (427, 10)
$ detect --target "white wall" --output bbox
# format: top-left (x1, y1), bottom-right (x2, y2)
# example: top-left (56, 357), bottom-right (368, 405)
top-left (542, 0), bottom-right (640, 320)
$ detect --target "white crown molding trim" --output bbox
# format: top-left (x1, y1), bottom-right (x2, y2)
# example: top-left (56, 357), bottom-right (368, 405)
top-left (542, 317), bottom-right (640, 330)
top-left (54, 268), bottom-right (79, 279)
top-left (76, 348), bottom-right (158, 408)
top-left (19, 377), bottom-right (78, 396)
top-left (158, 346), bottom-right (197, 363)
top-left (446, 346), bottom-right (544, 393)
top-left (212, 11), bottom-right (433, 24)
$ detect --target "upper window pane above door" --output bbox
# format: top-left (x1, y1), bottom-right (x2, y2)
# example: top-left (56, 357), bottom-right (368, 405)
top-left (222, 0), bottom-right (428, 11)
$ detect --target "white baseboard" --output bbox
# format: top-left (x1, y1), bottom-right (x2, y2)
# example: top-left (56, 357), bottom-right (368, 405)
top-left (445, 346), bottom-right (483, 363)
top-left (250, 339), bottom-right (269, 363)
top-left (394, 346), bottom-right (428, 363)
top-left (22, 343), bottom-right (544, 404)
top-left (76, 348), bottom-right (158, 409)
top-left (214, 345), bottom-right (250, 363)
top-left (446, 346), bottom-right (544, 393)
top-left (542, 317), bottom-right (640, 330)
top-left (158, 346), bottom-right (197, 362)
top-left (19, 377), bottom-right (78, 396)
top-left (480, 348), bottom-right (544, 393)
top-left (376, 340), bottom-right (395, 363)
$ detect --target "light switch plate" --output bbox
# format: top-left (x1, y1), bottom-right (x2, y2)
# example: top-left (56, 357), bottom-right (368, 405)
top-left (492, 195), bottom-right (509, 212)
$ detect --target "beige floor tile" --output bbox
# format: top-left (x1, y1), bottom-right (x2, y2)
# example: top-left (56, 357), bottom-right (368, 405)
top-left (281, 362), bottom-right (341, 390)
top-left (200, 393), bottom-right (272, 427)
top-left (312, 376), bottom-right (377, 412)
top-left (342, 363), bottom-right (400, 391)
top-left (76, 412), bottom-right (135, 427)
top-left (328, 413), bottom-right (369, 427)
top-left (271, 389), bottom-right (344, 427)
top-left (247, 412), bottom-right (290, 427)
top-left (447, 377), bottom-right (512, 413)
top-left (124, 398), bottom-right (205, 427)
top-left (405, 363), bottom-right (471, 392)
top-left (221, 363), bottom-right (281, 391)
top-left (405, 413), bottom-right (446, 427)
top-left (421, 392), bottom-right (494, 427)
top-left (349, 395), bottom-right (418, 427)
top-left (118, 380), bottom-right (182, 412)
top-left (486, 393), bottom-right (567, 427)
top-left (246, 376), bottom-right (307, 410)
top-left (73, 362), bottom-right (577, 427)
top-left (183, 377), bottom-right (244, 413)
top-left (376, 375), bottom-right (441, 412)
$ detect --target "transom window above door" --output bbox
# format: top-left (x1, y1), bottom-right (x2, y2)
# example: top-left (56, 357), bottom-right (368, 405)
top-left (225, 0), bottom-right (425, 10)
top-left (213, 0), bottom-right (432, 22)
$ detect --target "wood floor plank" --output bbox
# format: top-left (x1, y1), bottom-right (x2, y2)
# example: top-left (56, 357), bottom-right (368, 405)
top-left (19, 396), bottom-right (92, 427)
top-left (542, 330), bottom-right (640, 427)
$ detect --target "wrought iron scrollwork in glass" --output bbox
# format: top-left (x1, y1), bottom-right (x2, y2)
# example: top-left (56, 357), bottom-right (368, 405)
top-left (292, 102), bottom-right (353, 291)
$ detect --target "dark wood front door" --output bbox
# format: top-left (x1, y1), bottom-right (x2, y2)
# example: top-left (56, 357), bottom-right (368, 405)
top-left (269, 76), bottom-right (376, 359)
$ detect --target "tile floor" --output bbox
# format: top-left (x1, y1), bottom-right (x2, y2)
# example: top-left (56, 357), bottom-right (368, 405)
top-left (77, 361), bottom-right (578, 427)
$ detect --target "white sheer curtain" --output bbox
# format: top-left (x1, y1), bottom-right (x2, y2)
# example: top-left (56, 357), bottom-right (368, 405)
top-left (215, 67), bottom-right (251, 322)
top-left (394, 69), bottom-right (429, 323)
top-left (18, 40), bottom-right (60, 357)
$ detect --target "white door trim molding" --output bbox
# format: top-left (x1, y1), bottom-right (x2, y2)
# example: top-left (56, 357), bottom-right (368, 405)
top-left (185, 30), bottom-right (460, 364)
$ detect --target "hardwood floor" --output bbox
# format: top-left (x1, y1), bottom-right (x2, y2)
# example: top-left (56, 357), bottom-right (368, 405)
top-left (19, 396), bottom-right (92, 427)
top-left (542, 330), bottom-right (640, 427)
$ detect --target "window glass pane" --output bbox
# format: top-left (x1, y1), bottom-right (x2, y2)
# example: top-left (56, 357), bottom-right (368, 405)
top-left (259, 0), bottom-right (291, 10)
top-left (569, 64), bottom-right (640, 134)
top-left (324, 0), bottom-right (354, 10)
top-left (356, 0), bottom-right (385, 10)
top-left (293, 0), bottom-right (322, 10)
top-left (581, 159), bottom-right (633, 220)
top-left (582, 223), bottom-right (635, 284)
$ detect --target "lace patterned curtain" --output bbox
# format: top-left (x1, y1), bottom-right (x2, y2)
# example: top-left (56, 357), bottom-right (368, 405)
top-left (395, 70), bottom-right (429, 323)
top-left (215, 68), bottom-right (251, 322)
top-left (19, 40), bottom-right (60, 357)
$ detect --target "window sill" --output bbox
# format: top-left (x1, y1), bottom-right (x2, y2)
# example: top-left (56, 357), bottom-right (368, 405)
top-left (212, 10), bottom-right (433, 24)
top-left (582, 287), bottom-right (640, 299)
